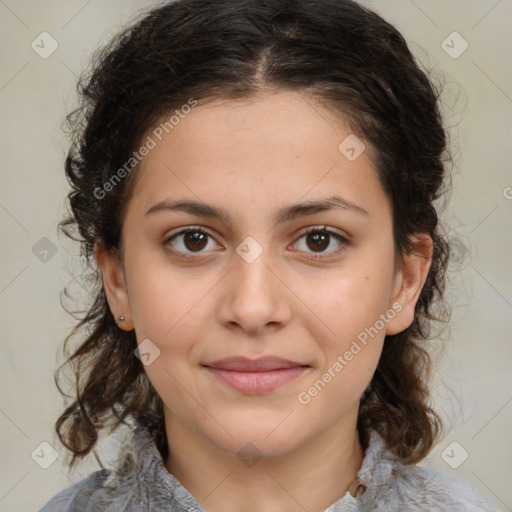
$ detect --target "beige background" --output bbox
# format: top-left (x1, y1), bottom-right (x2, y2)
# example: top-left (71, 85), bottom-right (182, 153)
top-left (0, 1), bottom-right (510, 510)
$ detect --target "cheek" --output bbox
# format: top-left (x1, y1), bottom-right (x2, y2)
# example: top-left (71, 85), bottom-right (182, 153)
top-left (297, 260), bottom-right (394, 345)
top-left (313, 349), bottom-right (382, 414)
top-left (297, 319), bottom-right (385, 415)
top-left (142, 356), bottom-right (209, 431)
top-left (291, 253), bottom-right (394, 403)
top-left (127, 259), bottom-right (212, 340)
top-left (128, 280), bottom-right (208, 411)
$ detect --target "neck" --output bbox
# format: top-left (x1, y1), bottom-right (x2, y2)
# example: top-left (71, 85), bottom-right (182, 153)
top-left (164, 410), bottom-right (364, 512)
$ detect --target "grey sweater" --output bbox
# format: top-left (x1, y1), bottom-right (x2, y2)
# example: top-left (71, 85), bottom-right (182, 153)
top-left (36, 422), bottom-right (500, 511)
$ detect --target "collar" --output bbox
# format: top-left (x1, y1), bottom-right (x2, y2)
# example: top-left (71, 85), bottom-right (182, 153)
top-left (130, 421), bottom-right (399, 511)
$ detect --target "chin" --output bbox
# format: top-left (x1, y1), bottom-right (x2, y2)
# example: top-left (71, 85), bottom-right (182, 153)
top-left (206, 416), bottom-right (310, 459)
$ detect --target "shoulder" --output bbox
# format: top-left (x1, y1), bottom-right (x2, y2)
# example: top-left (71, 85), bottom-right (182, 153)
top-left (358, 431), bottom-right (499, 512)
top-left (388, 464), bottom-right (500, 511)
top-left (36, 468), bottom-right (136, 512)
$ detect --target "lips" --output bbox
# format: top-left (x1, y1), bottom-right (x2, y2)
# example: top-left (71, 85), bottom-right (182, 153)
top-left (205, 356), bottom-right (306, 371)
top-left (203, 356), bottom-right (309, 393)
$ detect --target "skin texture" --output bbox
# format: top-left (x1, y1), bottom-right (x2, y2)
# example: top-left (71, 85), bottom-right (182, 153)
top-left (94, 91), bottom-right (433, 512)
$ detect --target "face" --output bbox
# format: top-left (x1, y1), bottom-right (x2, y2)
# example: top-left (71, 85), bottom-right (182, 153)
top-left (96, 91), bottom-right (431, 460)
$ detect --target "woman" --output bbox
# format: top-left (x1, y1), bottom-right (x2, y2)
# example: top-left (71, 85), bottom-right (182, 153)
top-left (37, 0), bottom-right (499, 510)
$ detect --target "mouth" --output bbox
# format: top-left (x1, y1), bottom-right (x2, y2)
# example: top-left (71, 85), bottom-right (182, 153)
top-left (202, 356), bottom-right (310, 394)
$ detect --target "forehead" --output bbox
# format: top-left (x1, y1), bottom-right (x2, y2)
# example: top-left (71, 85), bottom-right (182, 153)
top-left (165, 92), bottom-right (361, 158)
top-left (125, 91), bottom-right (390, 225)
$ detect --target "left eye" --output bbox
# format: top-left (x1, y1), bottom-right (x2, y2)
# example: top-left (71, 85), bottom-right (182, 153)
top-left (292, 226), bottom-right (349, 258)
top-left (164, 225), bottom-right (349, 259)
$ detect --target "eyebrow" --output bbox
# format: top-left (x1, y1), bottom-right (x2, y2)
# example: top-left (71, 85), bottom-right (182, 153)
top-left (144, 195), bottom-right (370, 224)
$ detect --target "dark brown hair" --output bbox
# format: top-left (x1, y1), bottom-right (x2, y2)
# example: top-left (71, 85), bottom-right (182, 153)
top-left (56, 0), bottom-right (451, 471)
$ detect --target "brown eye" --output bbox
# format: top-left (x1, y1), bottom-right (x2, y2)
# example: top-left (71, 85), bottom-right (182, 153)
top-left (305, 231), bottom-right (330, 252)
top-left (165, 227), bottom-right (219, 258)
top-left (293, 226), bottom-right (349, 259)
top-left (182, 231), bottom-right (208, 251)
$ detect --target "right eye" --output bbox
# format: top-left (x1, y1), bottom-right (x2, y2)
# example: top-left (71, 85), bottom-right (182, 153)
top-left (164, 226), bottom-right (222, 259)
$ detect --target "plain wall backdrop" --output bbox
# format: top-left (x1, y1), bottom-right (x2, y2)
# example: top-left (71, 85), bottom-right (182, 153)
top-left (0, 1), bottom-right (510, 510)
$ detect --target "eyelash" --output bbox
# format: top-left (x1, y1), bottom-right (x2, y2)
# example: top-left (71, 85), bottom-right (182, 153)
top-left (164, 225), bottom-right (349, 261)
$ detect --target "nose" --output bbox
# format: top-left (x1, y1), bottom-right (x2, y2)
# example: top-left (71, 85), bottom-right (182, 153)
top-left (216, 243), bottom-right (292, 336)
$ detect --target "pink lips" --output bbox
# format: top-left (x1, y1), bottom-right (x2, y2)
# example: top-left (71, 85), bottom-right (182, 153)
top-left (203, 356), bottom-right (309, 394)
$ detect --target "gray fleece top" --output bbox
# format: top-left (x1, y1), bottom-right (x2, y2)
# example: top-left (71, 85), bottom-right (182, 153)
top-left (37, 421), bottom-right (500, 512)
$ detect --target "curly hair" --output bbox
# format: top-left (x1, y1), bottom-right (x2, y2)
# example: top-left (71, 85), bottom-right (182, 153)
top-left (55, 0), bottom-right (452, 472)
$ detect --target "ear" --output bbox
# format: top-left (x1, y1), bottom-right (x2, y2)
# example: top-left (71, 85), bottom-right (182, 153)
top-left (385, 233), bottom-right (433, 336)
top-left (94, 240), bottom-right (134, 331)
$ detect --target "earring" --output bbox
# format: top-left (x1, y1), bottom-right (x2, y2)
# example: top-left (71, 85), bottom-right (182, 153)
top-left (117, 316), bottom-right (125, 323)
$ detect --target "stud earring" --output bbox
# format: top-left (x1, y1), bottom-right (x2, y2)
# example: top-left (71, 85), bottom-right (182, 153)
top-left (117, 316), bottom-right (125, 323)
